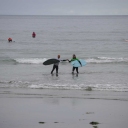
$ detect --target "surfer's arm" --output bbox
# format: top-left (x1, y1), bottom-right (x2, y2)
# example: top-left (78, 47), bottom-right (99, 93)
top-left (77, 59), bottom-right (82, 67)
top-left (60, 59), bottom-right (68, 62)
top-left (67, 59), bottom-right (73, 63)
top-left (62, 59), bottom-right (67, 61)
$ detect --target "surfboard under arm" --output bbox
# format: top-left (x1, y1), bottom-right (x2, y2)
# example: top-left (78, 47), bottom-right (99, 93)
top-left (71, 59), bottom-right (86, 67)
top-left (43, 59), bottom-right (60, 65)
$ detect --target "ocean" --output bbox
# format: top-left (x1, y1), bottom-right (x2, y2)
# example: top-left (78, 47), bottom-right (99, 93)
top-left (0, 15), bottom-right (128, 92)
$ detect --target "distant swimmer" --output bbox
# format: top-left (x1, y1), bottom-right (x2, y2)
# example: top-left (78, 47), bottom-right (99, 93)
top-left (8, 38), bottom-right (12, 42)
top-left (32, 32), bottom-right (36, 38)
top-left (51, 55), bottom-right (67, 76)
top-left (68, 54), bottom-right (82, 74)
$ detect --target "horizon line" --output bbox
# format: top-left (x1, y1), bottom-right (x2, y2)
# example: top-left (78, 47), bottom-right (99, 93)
top-left (0, 14), bottom-right (128, 16)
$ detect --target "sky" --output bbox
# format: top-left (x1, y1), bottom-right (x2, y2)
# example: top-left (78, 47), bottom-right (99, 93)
top-left (0, 0), bottom-right (128, 15)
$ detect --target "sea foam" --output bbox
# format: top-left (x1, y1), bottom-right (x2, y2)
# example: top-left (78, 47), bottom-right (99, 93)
top-left (15, 58), bottom-right (47, 64)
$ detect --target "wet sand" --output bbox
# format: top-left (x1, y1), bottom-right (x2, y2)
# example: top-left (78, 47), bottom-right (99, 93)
top-left (0, 88), bottom-right (128, 128)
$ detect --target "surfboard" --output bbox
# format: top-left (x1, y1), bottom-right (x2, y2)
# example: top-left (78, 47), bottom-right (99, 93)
top-left (71, 59), bottom-right (86, 67)
top-left (43, 59), bottom-right (60, 65)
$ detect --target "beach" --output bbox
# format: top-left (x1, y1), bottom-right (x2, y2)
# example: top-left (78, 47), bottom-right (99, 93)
top-left (0, 88), bottom-right (128, 128)
top-left (0, 15), bottom-right (128, 128)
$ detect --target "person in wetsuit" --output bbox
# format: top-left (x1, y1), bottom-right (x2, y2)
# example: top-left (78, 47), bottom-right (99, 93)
top-left (51, 55), bottom-right (67, 76)
top-left (8, 38), bottom-right (12, 42)
top-left (32, 32), bottom-right (36, 38)
top-left (68, 54), bottom-right (82, 74)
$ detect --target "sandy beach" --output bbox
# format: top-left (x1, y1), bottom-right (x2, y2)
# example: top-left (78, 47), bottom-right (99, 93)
top-left (0, 88), bottom-right (128, 128)
top-left (0, 13), bottom-right (128, 128)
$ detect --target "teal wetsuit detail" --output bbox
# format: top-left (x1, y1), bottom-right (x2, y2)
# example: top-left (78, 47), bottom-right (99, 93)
top-left (69, 58), bottom-right (81, 73)
top-left (70, 58), bottom-right (79, 62)
top-left (70, 58), bottom-right (82, 66)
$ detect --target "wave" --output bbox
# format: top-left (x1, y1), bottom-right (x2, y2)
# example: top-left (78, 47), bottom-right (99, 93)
top-left (0, 57), bottom-right (17, 64)
top-left (15, 58), bottom-right (47, 64)
top-left (1, 57), bottom-right (128, 65)
top-left (0, 80), bottom-right (128, 92)
top-left (86, 57), bottom-right (128, 64)
top-left (14, 57), bottom-right (128, 64)
top-left (28, 83), bottom-right (128, 92)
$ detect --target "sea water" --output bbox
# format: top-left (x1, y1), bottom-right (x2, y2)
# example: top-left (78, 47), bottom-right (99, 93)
top-left (0, 15), bottom-right (128, 91)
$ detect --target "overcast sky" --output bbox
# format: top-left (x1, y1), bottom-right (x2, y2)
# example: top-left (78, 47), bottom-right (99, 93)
top-left (0, 0), bottom-right (128, 15)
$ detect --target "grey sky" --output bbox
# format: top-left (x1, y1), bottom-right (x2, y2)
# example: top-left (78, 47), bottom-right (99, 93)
top-left (0, 0), bottom-right (128, 15)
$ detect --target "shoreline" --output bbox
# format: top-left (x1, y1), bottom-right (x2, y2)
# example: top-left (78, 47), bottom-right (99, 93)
top-left (0, 88), bottom-right (128, 128)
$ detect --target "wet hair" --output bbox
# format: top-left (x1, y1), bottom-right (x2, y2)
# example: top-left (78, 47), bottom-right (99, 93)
top-left (73, 54), bottom-right (76, 58)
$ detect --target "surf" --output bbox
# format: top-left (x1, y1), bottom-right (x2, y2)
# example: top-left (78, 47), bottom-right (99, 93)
top-left (86, 57), bottom-right (128, 64)
top-left (14, 57), bottom-right (128, 65)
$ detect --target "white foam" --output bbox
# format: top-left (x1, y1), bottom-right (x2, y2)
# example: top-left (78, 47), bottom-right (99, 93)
top-left (28, 83), bottom-right (81, 90)
top-left (27, 83), bottom-right (128, 92)
top-left (86, 57), bottom-right (128, 64)
top-left (1, 80), bottom-right (128, 92)
top-left (14, 57), bottom-right (128, 65)
top-left (15, 58), bottom-right (47, 64)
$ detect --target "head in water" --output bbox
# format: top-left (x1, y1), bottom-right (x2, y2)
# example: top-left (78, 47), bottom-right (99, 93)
top-left (58, 55), bottom-right (60, 59)
top-left (73, 54), bottom-right (76, 59)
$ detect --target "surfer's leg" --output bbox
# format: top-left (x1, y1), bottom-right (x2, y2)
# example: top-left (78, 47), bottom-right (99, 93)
top-left (51, 65), bottom-right (56, 74)
top-left (76, 67), bottom-right (79, 74)
top-left (72, 67), bottom-right (75, 74)
top-left (56, 66), bottom-right (58, 74)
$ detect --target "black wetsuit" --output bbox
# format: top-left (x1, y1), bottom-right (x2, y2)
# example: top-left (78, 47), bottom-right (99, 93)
top-left (72, 67), bottom-right (79, 73)
top-left (51, 59), bottom-right (66, 74)
top-left (51, 64), bottom-right (59, 74)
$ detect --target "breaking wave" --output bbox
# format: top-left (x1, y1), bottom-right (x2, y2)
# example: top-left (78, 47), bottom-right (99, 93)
top-left (0, 80), bottom-right (128, 92)
top-left (1, 57), bottom-right (128, 65)
top-left (86, 57), bottom-right (128, 64)
top-left (14, 58), bottom-right (47, 64)
top-left (14, 57), bottom-right (128, 64)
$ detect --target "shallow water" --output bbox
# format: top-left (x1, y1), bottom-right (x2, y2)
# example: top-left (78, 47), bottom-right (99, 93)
top-left (0, 15), bottom-right (128, 91)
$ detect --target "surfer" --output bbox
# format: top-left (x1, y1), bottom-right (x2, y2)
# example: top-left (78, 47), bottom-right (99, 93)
top-left (8, 38), bottom-right (12, 42)
top-left (32, 32), bottom-right (36, 38)
top-left (51, 55), bottom-right (67, 76)
top-left (68, 54), bottom-right (82, 74)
